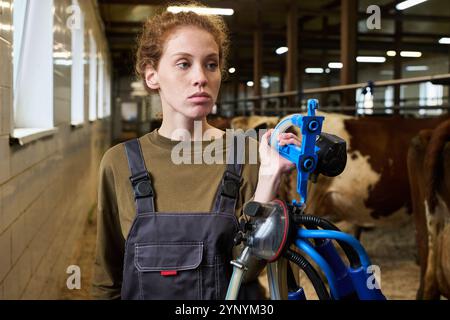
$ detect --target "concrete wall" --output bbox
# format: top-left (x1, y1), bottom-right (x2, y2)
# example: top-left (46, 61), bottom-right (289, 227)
top-left (0, 0), bottom-right (111, 299)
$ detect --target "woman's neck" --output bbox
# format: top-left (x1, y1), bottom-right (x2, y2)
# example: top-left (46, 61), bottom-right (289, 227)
top-left (158, 113), bottom-right (223, 142)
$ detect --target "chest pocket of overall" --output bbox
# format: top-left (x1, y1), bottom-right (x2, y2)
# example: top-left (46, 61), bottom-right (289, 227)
top-left (134, 241), bottom-right (229, 300)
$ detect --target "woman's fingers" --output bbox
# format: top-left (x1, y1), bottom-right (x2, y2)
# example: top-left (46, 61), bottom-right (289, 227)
top-left (278, 132), bottom-right (301, 147)
top-left (279, 138), bottom-right (301, 147)
top-left (277, 132), bottom-right (297, 140)
top-left (261, 129), bottom-right (301, 148)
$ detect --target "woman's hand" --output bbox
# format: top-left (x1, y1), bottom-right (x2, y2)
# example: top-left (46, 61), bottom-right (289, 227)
top-left (253, 129), bottom-right (302, 202)
top-left (259, 129), bottom-right (301, 176)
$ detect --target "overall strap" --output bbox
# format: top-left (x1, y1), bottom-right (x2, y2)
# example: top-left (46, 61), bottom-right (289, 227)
top-left (212, 134), bottom-right (244, 214)
top-left (124, 139), bottom-right (155, 214)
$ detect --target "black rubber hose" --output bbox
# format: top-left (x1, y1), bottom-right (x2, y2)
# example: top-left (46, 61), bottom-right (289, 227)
top-left (293, 214), bottom-right (361, 269)
top-left (284, 249), bottom-right (332, 300)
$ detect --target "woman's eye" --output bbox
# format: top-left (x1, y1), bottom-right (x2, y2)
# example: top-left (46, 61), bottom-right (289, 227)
top-left (176, 62), bottom-right (190, 70)
top-left (207, 62), bottom-right (218, 70)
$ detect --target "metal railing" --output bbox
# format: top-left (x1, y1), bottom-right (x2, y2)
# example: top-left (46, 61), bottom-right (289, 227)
top-left (218, 73), bottom-right (450, 117)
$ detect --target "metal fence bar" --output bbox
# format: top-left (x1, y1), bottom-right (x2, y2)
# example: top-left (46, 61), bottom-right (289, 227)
top-left (219, 73), bottom-right (450, 105)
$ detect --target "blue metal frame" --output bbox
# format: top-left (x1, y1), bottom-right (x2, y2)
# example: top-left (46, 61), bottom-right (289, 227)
top-left (294, 228), bottom-right (385, 300)
top-left (271, 99), bottom-right (324, 206)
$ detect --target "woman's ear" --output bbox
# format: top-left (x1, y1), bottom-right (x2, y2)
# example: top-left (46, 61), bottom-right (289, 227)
top-left (145, 65), bottom-right (160, 90)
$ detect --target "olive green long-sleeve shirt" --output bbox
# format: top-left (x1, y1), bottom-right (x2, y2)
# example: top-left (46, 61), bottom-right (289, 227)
top-left (91, 129), bottom-right (264, 299)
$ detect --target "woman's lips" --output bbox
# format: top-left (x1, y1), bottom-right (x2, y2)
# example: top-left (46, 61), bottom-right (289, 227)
top-left (188, 93), bottom-right (212, 103)
top-left (188, 96), bottom-right (212, 103)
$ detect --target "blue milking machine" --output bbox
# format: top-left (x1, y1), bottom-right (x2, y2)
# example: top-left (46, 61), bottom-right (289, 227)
top-left (225, 99), bottom-right (386, 300)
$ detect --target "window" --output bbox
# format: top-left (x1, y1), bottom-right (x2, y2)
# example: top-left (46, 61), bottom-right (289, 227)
top-left (419, 81), bottom-right (443, 116)
top-left (97, 53), bottom-right (111, 119)
top-left (104, 64), bottom-right (111, 117)
top-left (88, 30), bottom-right (97, 121)
top-left (70, 0), bottom-right (84, 126)
top-left (97, 53), bottom-right (104, 119)
top-left (12, 0), bottom-right (56, 142)
top-left (384, 86), bottom-right (394, 114)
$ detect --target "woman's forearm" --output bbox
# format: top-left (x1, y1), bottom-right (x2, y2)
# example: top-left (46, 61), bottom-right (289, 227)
top-left (253, 172), bottom-right (282, 203)
top-left (253, 129), bottom-right (300, 203)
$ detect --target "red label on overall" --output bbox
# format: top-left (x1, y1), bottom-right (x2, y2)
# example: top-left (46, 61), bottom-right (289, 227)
top-left (160, 270), bottom-right (178, 276)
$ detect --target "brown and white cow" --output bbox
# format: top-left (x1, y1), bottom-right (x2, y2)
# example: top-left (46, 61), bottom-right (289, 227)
top-left (231, 115), bottom-right (280, 132)
top-left (207, 115), bottom-right (233, 131)
top-left (280, 112), bottom-right (448, 229)
top-left (407, 118), bottom-right (450, 299)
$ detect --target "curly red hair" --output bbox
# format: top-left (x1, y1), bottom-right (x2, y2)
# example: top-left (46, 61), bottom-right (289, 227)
top-left (135, 1), bottom-right (230, 93)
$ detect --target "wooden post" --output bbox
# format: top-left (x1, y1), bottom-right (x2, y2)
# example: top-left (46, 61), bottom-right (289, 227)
top-left (286, 0), bottom-right (298, 110)
top-left (298, 20), bottom-right (304, 111)
top-left (253, 26), bottom-right (262, 115)
top-left (321, 16), bottom-right (330, 107)
top-left (233, 77), bottom-right (239, 117)
top-left (394, 9), bottom-right (402, 114)
top-left (340, 0), bottom-right (357, 111)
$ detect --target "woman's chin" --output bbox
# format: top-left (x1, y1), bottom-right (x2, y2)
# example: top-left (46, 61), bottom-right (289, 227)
top-left (187, 105), bottom-right (213, 120)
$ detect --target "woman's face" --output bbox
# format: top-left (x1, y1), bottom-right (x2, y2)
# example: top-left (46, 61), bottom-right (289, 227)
top-left (146, 26), bottom-right (221, 120)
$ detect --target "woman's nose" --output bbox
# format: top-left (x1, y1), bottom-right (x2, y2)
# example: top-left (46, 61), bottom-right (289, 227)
top-left (192, 66), bottom-right (208, 87)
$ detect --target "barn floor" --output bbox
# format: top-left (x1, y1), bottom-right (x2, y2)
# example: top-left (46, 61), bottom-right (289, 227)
top-left (59, 211), bottom-right (421, 300)
top-left (355, 221), bottom-right (421, 300)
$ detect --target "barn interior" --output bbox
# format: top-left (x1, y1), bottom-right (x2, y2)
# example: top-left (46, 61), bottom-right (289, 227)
top-left (0, 0), bottom-right (449, 301)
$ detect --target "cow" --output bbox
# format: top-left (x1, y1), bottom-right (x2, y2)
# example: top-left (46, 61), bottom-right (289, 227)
top-left (280, 112), bottom-right (449, 230)
top-left (207, 115), bottom-right (233, 131)
top-left (231, 115), bottom-right (279, 132)
top-left (407, 118), bottom-right (450, 299)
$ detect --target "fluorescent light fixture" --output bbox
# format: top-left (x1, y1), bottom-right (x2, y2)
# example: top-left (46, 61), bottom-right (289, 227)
top-left (246, 81), bottom-right (254, 87)
top-left (275, 47), bottom-right (288, 55)
top-left (356, 56), bottom-right (386, 63)
top-left (167, 6), bottom-right (234, 16)
top-left (228, 67), bottom-right (236, 74)
top-left (305, 68), bottom-right (324, 74)
top-left (131, 81), bottom-right (144, 90)
top-left (328, 62), bottom-right (343, 69)
top-left (406, 65), bottom-right (429, 71)
top-left (396, 0), bottom-right (427, 10)
top-left (0, 23), bottom-right (13, 32)
top-left (386, 50), bottom-right (396, 57)
top-left (0, 1), bottom-right (11, 9)
top-left (54, 59), bottom-right (72, 66)
top-left (400, 51), bottom-right (422, 57)
top-left (438, 37), bottom-right (450, 44)
top-left (131, 90), bottom-right (148, 97)
top-left (53, 52), bottom-right (71, 59)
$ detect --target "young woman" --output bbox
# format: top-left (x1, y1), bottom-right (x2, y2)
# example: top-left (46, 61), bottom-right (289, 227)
top-left (92, 4), bottom-right (300, 300)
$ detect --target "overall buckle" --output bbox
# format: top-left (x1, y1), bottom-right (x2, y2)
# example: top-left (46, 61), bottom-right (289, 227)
top-left (130, 171), bottom-right (154, 199)
top-left (221, 170), bottom-right (242, 198)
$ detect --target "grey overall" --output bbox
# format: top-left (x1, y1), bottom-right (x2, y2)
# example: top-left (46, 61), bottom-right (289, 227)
top-left (120, 137), bottom-right (263, 300)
